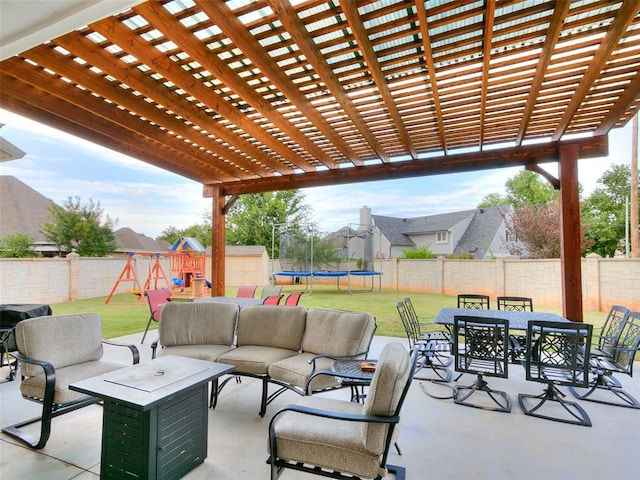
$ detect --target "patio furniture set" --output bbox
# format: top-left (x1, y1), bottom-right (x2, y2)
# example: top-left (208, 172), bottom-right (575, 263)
top-left (400, 294), bottom-right (640, 428)
top-left (1, 297), bottom-right (418, 480)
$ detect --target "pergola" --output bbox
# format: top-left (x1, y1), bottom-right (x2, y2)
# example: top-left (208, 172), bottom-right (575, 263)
top-left (1, 0), bottom-right (639, 321)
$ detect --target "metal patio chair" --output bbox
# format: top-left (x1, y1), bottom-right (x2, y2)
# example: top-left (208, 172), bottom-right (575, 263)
top-left (452, 315), bottom-right (511, 413)
top-left (268, 342), bottom-right (417, 480)
top-left (142, 288), bottom-right (171, 344)
top-left (518, 321), bottom-right (593, 426)
top-left (570, 309), bottom-right (640, 409)
top-left (237, 285), bottom-right (257, 298)
top-left (403, 297), bottom-right (451, 367)
top-left (284, 291), bottom-right (304, 306)
top-left (262, 294), bottom-right (284, 305)
top-left (1, 313), bottom-right (139, 449)
top-left (457, 294), bottom-right (490, 309)
top-left (497, 296), bottom-right (533, 363)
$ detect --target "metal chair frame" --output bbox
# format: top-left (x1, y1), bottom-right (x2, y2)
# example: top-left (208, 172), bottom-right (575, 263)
top-left (570, 309), bottom-right (640, 409)
top-left (403, 297), bottom-right (452, 367)
top-left (397, 301), bottom-right (451, 384)
top-left (453, 315), bottom-right (511, 413)
top-left (518, 321), bottom-right (593, 426)
top-left (457, 294), bottom-right (491, 310)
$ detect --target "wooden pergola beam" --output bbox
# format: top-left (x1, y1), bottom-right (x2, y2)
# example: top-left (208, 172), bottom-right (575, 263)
top-left (207, 135), bottom-right (608, 196)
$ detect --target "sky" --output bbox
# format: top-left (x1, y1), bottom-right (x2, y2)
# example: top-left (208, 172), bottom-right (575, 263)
top-left (1, 107), bottom-right (636, 238)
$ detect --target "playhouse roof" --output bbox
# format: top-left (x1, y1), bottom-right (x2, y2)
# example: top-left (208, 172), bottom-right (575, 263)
top-left (170, 236), bottom-right (205, 253)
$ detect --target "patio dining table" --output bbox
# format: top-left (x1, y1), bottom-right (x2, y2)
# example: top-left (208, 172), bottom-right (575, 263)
top-left (434, 308), bottom-right (571, 331)
top-left (193, 296), bottom-right (263, 308)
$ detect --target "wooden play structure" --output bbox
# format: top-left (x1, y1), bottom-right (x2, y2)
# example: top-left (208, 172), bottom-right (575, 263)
top-left (105, 237), bottom-right (208, 304)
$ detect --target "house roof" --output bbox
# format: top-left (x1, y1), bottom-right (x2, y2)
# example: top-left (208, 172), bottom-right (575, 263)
top-left (371, 215), bottom-right (414, 247)
top-left (114, 226), bottom-right (167, 252)
top-left (452, 205), bottom-right (510, 257)
top-left (1, 0), bottom-right (637, 196)
top-left (0, 175), bottom-right (55, 242)
top-left (402, 209), bottom-right (477, 234)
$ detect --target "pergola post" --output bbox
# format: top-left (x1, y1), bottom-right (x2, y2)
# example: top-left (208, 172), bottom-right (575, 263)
top-left (558, 144), bottom-right (583, 322)
top-left (210, 185), bottom-right (226, 296)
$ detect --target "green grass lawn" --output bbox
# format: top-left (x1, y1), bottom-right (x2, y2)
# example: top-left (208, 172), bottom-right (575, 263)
top-left (49, 286), bottom-right (607, 340)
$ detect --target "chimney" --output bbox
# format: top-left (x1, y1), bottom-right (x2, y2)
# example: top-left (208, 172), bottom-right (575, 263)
top-left (360, 206), bottom-right (372, 227)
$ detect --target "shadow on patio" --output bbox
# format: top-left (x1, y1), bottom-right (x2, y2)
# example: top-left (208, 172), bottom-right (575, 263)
top-left (1, 333), bottom-right (637, 479)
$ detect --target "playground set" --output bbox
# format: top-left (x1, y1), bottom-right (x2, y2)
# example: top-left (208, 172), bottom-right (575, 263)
top-left (105, 237), bottom-right (209, 304)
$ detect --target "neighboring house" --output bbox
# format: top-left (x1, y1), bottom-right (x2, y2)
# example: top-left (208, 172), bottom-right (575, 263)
top-left (338, 206), bottom-right (519, 260)
top-left (0, 175), bottom-right (59, 255)
top-left (1, 175), bottom-right (167, 256)
top-left (114, 227), bottom-right (169, 254)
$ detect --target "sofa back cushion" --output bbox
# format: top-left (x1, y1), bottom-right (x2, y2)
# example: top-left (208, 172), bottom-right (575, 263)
top-left (237, 305), bottom-right (306, 350)
top-left (301, 308), bottom-right (376, 356)
top-left (16, 313), bottom-right (103, 377)
top-left (159, 301), bottom-right (238, 347)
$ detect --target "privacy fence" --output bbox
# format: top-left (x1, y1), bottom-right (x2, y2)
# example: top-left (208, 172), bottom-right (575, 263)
top-left (0, 254), bottom-right (637, 312)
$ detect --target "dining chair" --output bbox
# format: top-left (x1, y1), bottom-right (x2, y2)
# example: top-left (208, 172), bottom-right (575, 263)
top-left (142, 288), bottom-right (171, 343)
top-left (457, 294), bottom-right (490, 309)
top-left (452, 315), bottom-right (511, 413)
top-left (497, 296), bottom-right (533, 311)
top-left (403, 297), bottom-right (451, 366)
top-left (569, 309), bottom-right (640, 409)
top-left (260, 285), bottom-right (283, 299)
top-left (262, 294), bottom-right (284, 305)
top-left (497, 296), bottom-right (533, 363)
top-left (518, 320), bottom-right (593, 426)
top-left (284, 291), bottom-right (303, 306)
top-left (397, 301), bottom-right (451, 383)
top-left (236, 285), bottom-right (257, 298)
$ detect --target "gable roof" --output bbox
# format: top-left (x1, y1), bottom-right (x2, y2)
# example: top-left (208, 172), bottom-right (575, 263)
top-left (114, 227), bottom-right (166, 253)
top-left (453, 206), bottom-right (510, 257)
top-left (402, 210), bottom-right (477, 234)
top-left (0, 175), bottom-right (55, 242)
top-left (171, 236), bottom-right (205, 252)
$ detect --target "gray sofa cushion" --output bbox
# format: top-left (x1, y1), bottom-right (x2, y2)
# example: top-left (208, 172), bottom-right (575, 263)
top-left (301, 308), bottom-right (376, 356)
top-left (236, 305), bottom-right (306, 351)
top-left (158, 301), bottom-right (238, 347)
top-left (218, 345), bottom-right (298, 375)
top-left (15, 313), bottom-right (103, 377)
top-left (267, 352), bottom-right (339, 391)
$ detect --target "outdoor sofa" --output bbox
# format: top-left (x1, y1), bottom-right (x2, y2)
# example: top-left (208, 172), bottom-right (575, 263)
top-left (151, 301), bottom-right (377, 416)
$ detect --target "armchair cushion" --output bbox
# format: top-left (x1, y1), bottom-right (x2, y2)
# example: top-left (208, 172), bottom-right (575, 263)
top-left (20, 360), bottom-right (127, 404)
top-left (271, 396), bottom-right (382, 479)
top-left (15, 314), bottom-right (103, 377)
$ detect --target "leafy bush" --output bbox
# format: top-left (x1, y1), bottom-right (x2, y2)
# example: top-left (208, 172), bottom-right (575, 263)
top-left (401, 246), bottom-right (435, 259)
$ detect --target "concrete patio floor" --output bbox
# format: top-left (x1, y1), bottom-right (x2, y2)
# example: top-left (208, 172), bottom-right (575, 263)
top-left (0, 333), bottom-right (638, 480)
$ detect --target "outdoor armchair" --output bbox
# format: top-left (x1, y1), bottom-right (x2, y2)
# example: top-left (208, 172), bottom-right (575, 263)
top-left (2, 313), bottom-right (139, 449)
top-left (268, 342), bottom-right (417, 480)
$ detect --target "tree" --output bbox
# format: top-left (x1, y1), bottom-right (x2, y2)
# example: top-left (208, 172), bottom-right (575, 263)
top-left (41, 197), bottom-right (117, 256)
top-left (582, 164), bottom-right (638, 257)
top-left (504, 200), bottom-right (592, 258)
top-left (0, 233), bottom-right (41, 258)
top-left (478, 169), bottom-right (559, 209)
top-left (226, 191), bottom-right (313, 258)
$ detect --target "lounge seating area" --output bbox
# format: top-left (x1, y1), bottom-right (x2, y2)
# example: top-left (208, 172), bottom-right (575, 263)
top-left (1, 328), bottom-right (638, 479)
